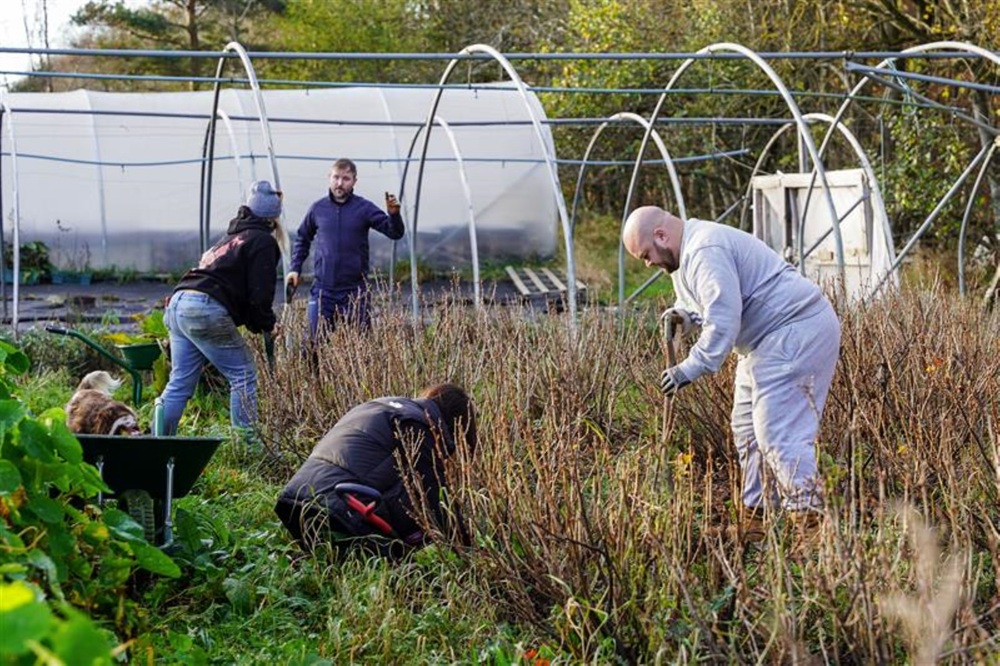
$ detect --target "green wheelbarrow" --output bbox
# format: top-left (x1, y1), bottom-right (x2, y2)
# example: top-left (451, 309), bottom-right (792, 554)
top-left (79, 434), bottom-right (222, 547)
top-left (46, 325), bottom-right (161, 406)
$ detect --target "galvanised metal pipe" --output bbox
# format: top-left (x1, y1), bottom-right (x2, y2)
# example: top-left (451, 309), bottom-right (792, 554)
top-left (2, 46), bottom-right (984, 61)
top-left (565, 110), bottom-right (687, 307)
top-left (957, 140), bottom-right (998, 296)
top-left (624, 42), bottom-right (847, 292)
top-left (868, 140), bottom-right (994, 300)
top-left (409, 43), bottom-right (578, 328)
top-left (201, 42), bottom-right (289, 274)
top-left (0, 94), bottom-right (22, 337)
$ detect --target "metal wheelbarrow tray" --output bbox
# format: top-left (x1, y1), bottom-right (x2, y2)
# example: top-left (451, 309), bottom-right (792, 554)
top-left (77, 434), bottom-right (223, 547)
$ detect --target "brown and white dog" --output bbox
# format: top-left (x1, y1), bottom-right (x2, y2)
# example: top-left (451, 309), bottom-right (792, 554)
top-left (65, 371), bottom-right (143, 436)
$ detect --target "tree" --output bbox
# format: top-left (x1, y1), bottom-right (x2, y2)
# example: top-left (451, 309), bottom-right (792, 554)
top-left (67, 0), bottom-right (286, 90)
top-left (850, 0), bottom-right (1000, 289)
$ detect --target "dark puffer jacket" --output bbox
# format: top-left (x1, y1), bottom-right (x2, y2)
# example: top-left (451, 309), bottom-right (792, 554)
top-left (274, 397), bottom-right (455, 551)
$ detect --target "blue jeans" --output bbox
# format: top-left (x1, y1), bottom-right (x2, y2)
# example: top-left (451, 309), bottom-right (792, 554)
top-left (161, 290), bottom-right (257, 436)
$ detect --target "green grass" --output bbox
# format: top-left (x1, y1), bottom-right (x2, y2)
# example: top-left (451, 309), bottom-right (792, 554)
top-left (8, 223), bottom-right (1000, 663)
top-left (562, 211), bottom-right (675, 306)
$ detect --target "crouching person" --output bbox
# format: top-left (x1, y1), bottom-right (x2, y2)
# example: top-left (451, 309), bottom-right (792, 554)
top-left (275, 383), bottom-right (476, 558)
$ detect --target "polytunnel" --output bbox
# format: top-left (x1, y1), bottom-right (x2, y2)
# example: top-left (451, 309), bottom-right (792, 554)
top-left (0, 84), bottom-right (558, 275)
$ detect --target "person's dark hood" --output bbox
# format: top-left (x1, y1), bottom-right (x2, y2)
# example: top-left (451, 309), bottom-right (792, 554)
top-left (227, 205), bottom-right (276, 234)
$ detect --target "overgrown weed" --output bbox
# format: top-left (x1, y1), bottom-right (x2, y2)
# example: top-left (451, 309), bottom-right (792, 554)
top-left (12, 282), bottom-right (1000, 662)
top-left (257, 283), bottom-right (1000, 662)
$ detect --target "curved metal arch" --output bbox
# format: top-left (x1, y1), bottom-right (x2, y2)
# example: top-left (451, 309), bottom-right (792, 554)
top-left (827, 41), bottom-right (1000, 139)
top-left (740, 112), bottom-right (898, 298)
top-left (200, 41), bottom-right (290, 272)
top-left (82, 90), bottom-right (109, 264)
top-left (376, 87), bottom-right (407, 289)
top-left (822, 41), bottom-right (1000, 296)
top-left (566, 111), bottom-right (688, 308)
top-left (958, 141), bottom-right (997, 296)
top-left (408, 44), bottom-right (577, 326)
top-left (215, 108), bottom-right (244, 202)
top-left (622, 42), bottom-right (846, 288)
top-left (872, 140), bottom-right (994, 300)
top-left (0, 95), bottom-right (22, 336)
top-left (391, 113), bottom-right (484, 307)
top-left (431, 115), bottom-right (482, 307)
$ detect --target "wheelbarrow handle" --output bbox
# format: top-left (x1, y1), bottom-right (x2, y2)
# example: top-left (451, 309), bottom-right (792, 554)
top-left (45, 325), bottom-right (145, 406)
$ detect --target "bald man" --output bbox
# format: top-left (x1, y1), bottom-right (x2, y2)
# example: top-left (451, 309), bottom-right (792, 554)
top-left (623, 206), bottom-right (840, 541)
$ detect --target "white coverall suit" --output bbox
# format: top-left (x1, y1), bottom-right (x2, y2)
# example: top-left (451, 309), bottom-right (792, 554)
top-left (671, 219), bottom-right (840, 510)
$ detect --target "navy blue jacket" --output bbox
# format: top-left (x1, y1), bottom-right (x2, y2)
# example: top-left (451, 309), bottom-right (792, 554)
top-left (290, 191), bottom-right (404, 294)
top-left (274, 397), bottom-right (455, 549)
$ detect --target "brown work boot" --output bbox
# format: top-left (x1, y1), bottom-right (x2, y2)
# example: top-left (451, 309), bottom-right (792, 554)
top-left (705, 505), bottom-right (767, 546)
top-left (787, 510), bottom-right (824, 560)
top-left (737, 505), bottom-right (766, 545)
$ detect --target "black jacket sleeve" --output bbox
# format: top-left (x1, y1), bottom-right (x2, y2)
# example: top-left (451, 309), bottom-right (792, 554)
top-left (244, 234), bottom-right (280, 334)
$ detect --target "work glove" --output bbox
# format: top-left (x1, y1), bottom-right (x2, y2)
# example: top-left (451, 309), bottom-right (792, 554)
top-left (285, 271), bottom-right (300, 289)
top-left (659, 366), bottom-right (691, 396)
top-left (660, 307), bottom-right (701, 342)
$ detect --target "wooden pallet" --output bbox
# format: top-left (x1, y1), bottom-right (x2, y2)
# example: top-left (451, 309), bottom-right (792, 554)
top-left (504, 266), bottom-right (587, 303)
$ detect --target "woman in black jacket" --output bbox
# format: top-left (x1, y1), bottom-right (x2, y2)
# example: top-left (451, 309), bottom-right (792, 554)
top-left (159, 180), bottom-right (283, 441)
top-left (275, 383), bottom-right (477, 557)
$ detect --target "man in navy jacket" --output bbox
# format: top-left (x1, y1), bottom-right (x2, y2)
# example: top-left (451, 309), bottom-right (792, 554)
top-left (286, 158), bottom-right (404, 335)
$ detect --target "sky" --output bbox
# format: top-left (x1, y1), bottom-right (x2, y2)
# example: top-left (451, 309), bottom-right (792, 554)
top-left (1, 0), bottom-right (88, 90)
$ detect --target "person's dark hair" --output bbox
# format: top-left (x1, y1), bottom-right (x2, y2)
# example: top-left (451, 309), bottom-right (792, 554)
top-left (419, 383), bottom-right (477, 452)
top-left (332, 158), bottom-right (357, 176)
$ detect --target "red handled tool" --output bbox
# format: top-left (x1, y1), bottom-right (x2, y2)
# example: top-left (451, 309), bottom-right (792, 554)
top-left (335, 482), bottom-right (394, 536)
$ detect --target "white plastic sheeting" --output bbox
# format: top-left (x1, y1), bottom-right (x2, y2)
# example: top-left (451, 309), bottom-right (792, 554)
top-left (1, 85), bottom-right (558, 273)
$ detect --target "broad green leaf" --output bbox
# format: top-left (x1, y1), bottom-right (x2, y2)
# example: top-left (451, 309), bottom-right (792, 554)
top-left (49, 421), bottom-right (83, 464)
top-left (0, 563), bottom-right (28, 576)
top-left (174, 507), bottom-right (201, 547)
top-left (39, 461), bottom-right (75, 484)
top-left (47, 524), bottom-right (76, 559)
top-left (26, 550), bottom-right (61, 595)
top-left (81, 520), bottom-right (110, 546)
top-left (96, 557), bottom-right (132, 588)
top-left (25, 493), bottom-right (64, 524)
top-left (0, 341), bottom-right (30, 374)
top-left (131, 542), bottom-right (181, 578)
top-left (0, 580), bottom-right (35, 611)
top-left (57, 462), bottom-right (110, 496)
top-left (50, 608), bottom-right (115, 665)
top-left (19, 420), bottom-right (55, 462)
top-left (0, 523), bottom-right (25, 549)
top-left (0, 581), bottom-right (54, 657)
top-left (222, 576), bottom-right (254, 614)
top-left (0, 460), bottom-right (21, 493)
top-left (0, 400), bottom-right (26, 431)
top-left (164, 631), bottom-right (209, 665)
top-left (102, 508), bottom-right (146, 543)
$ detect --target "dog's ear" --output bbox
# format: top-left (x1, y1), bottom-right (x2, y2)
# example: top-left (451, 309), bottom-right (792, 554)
top-left (78, 371), bottom-right (122, 395)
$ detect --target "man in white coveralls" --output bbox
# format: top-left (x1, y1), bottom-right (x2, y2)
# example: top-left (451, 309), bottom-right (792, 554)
top-left (622, 206), bottom-right (841, 545)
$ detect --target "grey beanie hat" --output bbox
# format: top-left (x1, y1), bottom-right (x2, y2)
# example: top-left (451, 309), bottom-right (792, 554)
top-left (246, 180), bottom-right (282, 219)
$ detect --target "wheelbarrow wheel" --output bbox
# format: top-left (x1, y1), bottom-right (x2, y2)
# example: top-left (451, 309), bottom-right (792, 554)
top-left (119, 489), bottom-right (158, 544)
